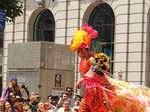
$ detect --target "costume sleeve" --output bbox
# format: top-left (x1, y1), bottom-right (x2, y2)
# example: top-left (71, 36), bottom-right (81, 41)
top-left (78, 99), bottom-right (89, 112)
top-left (1, 85), bottom-right (9, 101)
top-left (79, 58), bottom-right (93, 75)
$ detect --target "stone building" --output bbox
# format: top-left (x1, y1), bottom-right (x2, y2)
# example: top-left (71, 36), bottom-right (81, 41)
top-left (1, 0), bottom-right (150, 95)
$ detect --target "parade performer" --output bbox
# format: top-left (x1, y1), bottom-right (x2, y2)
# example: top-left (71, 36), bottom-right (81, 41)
top-left (70, 24), bottom-right (109, 112)
top-left (70, 24), bottom-right (150, 112)
top-left (1, 77), bottom-right (29, 102)
top-left (70, 23), bottom-right (98, 75)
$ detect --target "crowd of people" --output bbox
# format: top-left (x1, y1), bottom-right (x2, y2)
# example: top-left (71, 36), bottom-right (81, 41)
top-left (0, 77), bottom-right (82, 112)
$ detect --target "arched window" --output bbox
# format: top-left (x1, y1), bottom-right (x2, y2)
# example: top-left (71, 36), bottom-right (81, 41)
top-left (33, 9), bottom-right (55, 41)
top-left (88, 3), bottom-right (115, 73)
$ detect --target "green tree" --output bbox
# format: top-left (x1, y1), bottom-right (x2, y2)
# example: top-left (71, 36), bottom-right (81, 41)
top-left (0, 0), bottom-right (23, 22)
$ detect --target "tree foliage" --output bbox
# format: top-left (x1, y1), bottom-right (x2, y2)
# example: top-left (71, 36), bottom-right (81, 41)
top-left (0, 0), bottom-right (23, 22)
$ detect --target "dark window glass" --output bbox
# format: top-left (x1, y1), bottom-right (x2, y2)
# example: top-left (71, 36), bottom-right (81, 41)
top-left (88, 3), bottom-right (115, 73)
top-left (34, 9), bottom-right (55, 42)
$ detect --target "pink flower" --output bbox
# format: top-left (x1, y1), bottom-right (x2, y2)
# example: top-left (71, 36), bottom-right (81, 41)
top-left (88, 51), bottom-right (94, 56)
top-left (79, 43), bottom-right (89, 48)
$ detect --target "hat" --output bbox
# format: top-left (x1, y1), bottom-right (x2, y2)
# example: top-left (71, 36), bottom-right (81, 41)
top-left (70, 24), bottom-right (98, 51)
top-left (10, 76), bottom-right (17, 81)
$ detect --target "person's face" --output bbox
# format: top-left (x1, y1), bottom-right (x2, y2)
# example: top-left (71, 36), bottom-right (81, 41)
top-left (48, 97), bottom-right (51, 103)
top-left (74, 99), bottom-right (80, 106)
top-left (5, 102), bottom-right (11, 110)
top-left (77, 48), bottom-right (84, 58)
top-left (62, 94), bottom-right (68, 100)
top-left (38, 102), bottom-right (43, 110)
top-left (11, 80), bottom-right (17, 86)
top-left (63, 101), bottom-right (70, 110)
top-left (66, 88), bottom-right (73, 96)
top-left (0, 102), bottom-right (4, 111)
top-left (15, 103), bottom-right (23, 112)
top-left (35, 94), bottom-right (41, 103)
top-left (23, 105), bottom-right (30, 112)
top-left (51, 99), bottom-right (58, 106)
top-left (10, 95), bottom-right (16, 103)
top-left (77, 48), bottom-right (88, 58)
top-left (0, 102), bottom-right (4, 107)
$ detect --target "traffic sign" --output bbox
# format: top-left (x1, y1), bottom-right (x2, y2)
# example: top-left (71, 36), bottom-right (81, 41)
top-left (0, 10), bottom-right (6, 30)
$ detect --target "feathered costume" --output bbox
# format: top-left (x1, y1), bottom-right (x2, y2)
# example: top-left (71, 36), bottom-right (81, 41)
top-left (82, 53), bottom-right (150, 112)
top-left (70, 24), bottom-right (150, 112)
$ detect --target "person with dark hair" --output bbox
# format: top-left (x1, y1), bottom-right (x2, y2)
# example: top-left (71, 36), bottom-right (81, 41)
top-left (50, 96), bottom-right (59, 107)
top-left (65, 87), bottom-right (74, 108)
top-left (5, 101), bottom-right (12, 112)
top-left (57, 99), bottom-right (73, 112)
top-left (47, 95), bottom-right (52, 101)
top-left (70, 24), bottom-right (109, 112)
top-left (37, 102), bottom-right (44, 112)
top-left (26, 92), bottom-right (41, 112)
top-left (72, 95), bottom-right (82, 112)
top-left (23, 103), bottom-right (31, 112)
top-left (70, 23), bottom-right (150, 112)
top-left (45, 95), bottom-right (57, 112)
top-left (57, 92), bottom-right (68, 109)
top-left (1, 77), bottom-right (29, 102)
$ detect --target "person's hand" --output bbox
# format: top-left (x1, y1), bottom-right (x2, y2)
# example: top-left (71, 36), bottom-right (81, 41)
top-left (75, 78), bottom-right (85, 89)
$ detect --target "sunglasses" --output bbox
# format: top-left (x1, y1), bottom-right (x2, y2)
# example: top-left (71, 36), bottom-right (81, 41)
top-left (67, 90), bottom-right (73, 92)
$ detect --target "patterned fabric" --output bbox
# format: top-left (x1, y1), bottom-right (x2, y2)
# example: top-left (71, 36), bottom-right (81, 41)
top-left (79, 87), bottom-right (109, 112)
top-left (1, 83), bottom-right (22, 101)
top-left (79, 58), bottom-right (92, 75)
top-left (79, 72), bottom-right (110, 112)
top-left (104, 77), bottom-right (150, 112)
top-left (79, 72), bottom-right (150, 112)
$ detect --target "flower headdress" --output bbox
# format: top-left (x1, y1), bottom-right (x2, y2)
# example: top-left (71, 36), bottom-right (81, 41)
top-left (70, 24), bottom-right (98, 51)
top-left (92, 53), bottom-right (110, 74)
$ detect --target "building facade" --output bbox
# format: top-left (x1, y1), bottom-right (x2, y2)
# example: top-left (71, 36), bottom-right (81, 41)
top-left (1, 0), bottom-right (150, 93)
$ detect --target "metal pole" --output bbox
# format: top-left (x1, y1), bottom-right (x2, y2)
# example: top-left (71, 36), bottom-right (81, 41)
top-left (125, 0), bottom-right (130, 82)
top-left (23, 0), bottom-right (26, 42)
top-left (65, 0), bottom-right (68, 45)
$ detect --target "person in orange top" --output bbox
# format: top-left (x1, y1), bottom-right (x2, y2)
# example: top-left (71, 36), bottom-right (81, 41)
top-left (70, 24), bottom-right (109, 112)
top-left (70, 24), bottom-right (150, 112)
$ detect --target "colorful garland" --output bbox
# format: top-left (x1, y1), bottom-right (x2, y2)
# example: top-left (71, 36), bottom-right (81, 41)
top-left (8, 82), bottom-right (16, 96)
top-left (93, 53), bottom-right (110, 73)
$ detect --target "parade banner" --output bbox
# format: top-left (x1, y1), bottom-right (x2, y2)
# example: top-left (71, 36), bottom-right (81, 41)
top-left (0, 10), bottom-right (6, 30)
top-left (51, 88), bottom-right (64, 96)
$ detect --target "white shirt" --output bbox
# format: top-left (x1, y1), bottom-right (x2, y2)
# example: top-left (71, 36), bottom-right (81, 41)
top-left (57, 107), bottom-right (72, 112)
top-left (47, 110), bottom-right (55, 112)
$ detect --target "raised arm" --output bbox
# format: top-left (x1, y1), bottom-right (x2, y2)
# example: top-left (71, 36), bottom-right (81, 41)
top-left (1, 85), bottom-right (9, 101)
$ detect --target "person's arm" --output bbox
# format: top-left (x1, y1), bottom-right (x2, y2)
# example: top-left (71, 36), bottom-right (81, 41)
top-left (22, 85), bottom-right (30, 98)
top-left (78, 99), bottom-right (89, 112)
top-left (1, 85), bottom-right (9, 101)
top-left (75, 77), bottom-right (85, 89)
